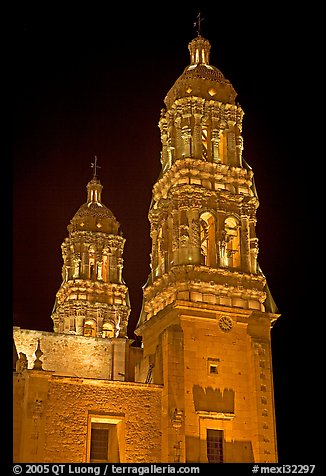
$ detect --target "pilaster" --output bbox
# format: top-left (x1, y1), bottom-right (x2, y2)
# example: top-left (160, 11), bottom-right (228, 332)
top-left (247, 315), bottom-right (278, 462)
top-left (161, 324), bottom-right (185, 463)
top-left (17, 369), bottom-right (53, 462)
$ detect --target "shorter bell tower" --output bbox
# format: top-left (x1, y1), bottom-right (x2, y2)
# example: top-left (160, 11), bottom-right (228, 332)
top-left (51, 164), bottom-right (130, 339)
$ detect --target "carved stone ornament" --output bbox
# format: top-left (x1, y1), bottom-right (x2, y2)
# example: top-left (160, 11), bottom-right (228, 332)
top-left (16, 352), bottom-right (28, 373)
top-left (171, 408), bottom-right (184, 429)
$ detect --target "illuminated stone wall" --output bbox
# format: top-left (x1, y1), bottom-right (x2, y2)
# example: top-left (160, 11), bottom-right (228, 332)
top-left (13, 327), bottom-right (132, 381)
top-left (180, 309), bottom-right (277, 462)
top-left (13, 371), bottom-right (162, 463)
top-left (136, 303), bottom-right (277, 463)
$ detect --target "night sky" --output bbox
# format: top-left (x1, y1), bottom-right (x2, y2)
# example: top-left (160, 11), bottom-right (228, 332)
top-left (12, 2), bottom-right (315, 464)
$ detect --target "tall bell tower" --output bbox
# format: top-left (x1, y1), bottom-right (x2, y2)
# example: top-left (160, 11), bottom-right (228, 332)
top-left (135, 34), bottom-right (280, 463)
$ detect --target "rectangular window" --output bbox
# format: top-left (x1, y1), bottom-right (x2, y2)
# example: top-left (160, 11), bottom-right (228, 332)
top-left (209, 364), bottom-right (218, 374)
top-left (90, 424), bottom-right (109, 461)
top-left (207, 358), bottom-right (220, 376)
top-left (88, 416), bottom-right (123, 463)
top-left (206, 429), bottom-right (223, 463)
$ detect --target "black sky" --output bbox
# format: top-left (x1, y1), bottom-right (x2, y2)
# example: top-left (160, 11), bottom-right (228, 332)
top-left (11, 2), bottom-right (316, 464)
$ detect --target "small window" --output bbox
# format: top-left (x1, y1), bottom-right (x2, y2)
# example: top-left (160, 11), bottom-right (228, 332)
top-left (207, 429), bottom-right (224, 463)
top-left (90, 425), bottom-right (109, 462)
top-left (102, 322), bottom-right (115, 339)
top-left (208, 358), bottom-right (220, 375)
top-left (84, 320), bottom-right (96, 337)
top-left (88, 418), bottom-right (122, 463)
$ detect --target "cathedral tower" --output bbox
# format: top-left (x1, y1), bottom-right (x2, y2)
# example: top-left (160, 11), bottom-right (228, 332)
top-left (51, 161), bottom-right (131, 338)
top-left (135, 35), bottom-right (280, 463)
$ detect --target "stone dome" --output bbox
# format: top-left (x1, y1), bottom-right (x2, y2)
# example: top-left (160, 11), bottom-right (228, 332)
top-left (68, 178), bottom-right (120, 235)
top-left (164, 35), bottom-right (237, 108)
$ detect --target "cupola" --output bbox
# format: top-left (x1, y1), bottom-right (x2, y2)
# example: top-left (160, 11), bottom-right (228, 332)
top-left (164, 35), bottom-right (237, 108)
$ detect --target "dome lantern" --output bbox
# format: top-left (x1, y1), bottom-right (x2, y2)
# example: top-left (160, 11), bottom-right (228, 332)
top-left (188, 35), bottom-right (211, 65)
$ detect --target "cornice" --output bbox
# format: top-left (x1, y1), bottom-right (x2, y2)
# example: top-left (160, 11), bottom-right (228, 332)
top-left (56, 279), bottom-right (129, 305)
top-left (152, 158), bottom-right (255, 204)
top-left (142, 264), bottom-right (266, 321)
top-left (68, 230), bottom-right (125, 244)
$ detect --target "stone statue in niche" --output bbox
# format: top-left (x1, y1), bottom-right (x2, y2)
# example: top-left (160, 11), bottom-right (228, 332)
top-left (219, 230), bottom-right (227, 267)
top-left (73, 256), bottom-right (81, 278)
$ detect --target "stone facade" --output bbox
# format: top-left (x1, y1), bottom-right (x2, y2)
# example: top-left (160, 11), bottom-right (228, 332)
top-left (13, 371), bottom-right (162, 463)
top-left (13, 34), bottom-right (280, 463)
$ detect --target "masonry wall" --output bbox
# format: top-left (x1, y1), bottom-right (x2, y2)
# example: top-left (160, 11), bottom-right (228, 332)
top-left (180, 314), bottom-right (255, 462)
top-left (180, 310), bottom-right (277, 463)
top-left (13, 327), bottom-right (131, 380)
top-left (13, 371), bottom-right (163, 463)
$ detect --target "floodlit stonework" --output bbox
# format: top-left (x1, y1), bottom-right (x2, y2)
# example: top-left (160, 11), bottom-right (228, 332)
top-left (51, 173), bottom-right (131, 339)
top-left (13, 33), bottom-right (280, 463)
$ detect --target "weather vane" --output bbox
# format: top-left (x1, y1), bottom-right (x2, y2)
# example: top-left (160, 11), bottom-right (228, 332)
top-left (91, 155), bottom-right (101, 179)
top-left (194, 12), bottom-right (204, 36)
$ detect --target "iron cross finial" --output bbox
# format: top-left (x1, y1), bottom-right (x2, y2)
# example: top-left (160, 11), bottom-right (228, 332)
top-left (91, 155), bottom-right (101, 179)
top-left (194, 12), bottom-right (204, 36)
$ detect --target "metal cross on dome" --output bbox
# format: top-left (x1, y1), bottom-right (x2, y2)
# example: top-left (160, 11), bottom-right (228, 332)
top-left (91, 155), bottom-right (101, 179)
top-left (194, 12), bottom-right (204, 36)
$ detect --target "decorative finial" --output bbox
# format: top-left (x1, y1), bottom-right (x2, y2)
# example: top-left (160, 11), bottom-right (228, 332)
top-left (194, 12), bottom-right (204, 36)
top-left (91, 155), bottom-right (101, 179)
top-left (33, 339), bottom-right (44, 371)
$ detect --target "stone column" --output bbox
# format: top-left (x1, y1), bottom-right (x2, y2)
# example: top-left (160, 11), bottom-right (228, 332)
top-left (174, 115), bottom-right (182, 159)
top-left (189, 207), bottom-right (201, 264)
top-left (159, 112), bottom-right (169, 169)
top-left (236, 131), bottom-right (243, 166)
top-left (211, 128), bottom-right (220, 162)
top-left (240, 216), bottom-right (251, 272)
top-left (226, 122), bottom-right (237, 166)
top-left (181, 126), bottom-right (191, 157)
top-left (193, 114), bottom-right (202, 159)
